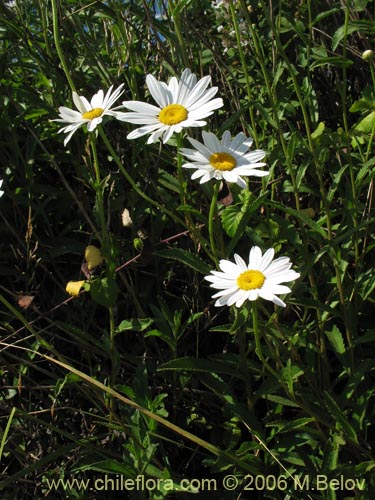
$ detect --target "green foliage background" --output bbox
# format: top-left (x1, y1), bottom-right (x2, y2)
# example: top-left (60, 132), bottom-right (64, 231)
top-left (1, 0), bottom-right (375, 499)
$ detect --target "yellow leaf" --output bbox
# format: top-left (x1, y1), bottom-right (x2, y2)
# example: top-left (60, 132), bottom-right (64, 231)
top-left (85, 245), bottom-right (104, 270)
top-left (66, 280), bottom-right (85, 297)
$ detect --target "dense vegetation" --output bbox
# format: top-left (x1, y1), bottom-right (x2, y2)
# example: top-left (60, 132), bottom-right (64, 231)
top-left (1, 0), bottom-right (375, 498)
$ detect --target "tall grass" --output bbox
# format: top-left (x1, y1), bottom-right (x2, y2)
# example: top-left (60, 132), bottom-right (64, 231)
top-left (1, 1), bottom-right (375, 499)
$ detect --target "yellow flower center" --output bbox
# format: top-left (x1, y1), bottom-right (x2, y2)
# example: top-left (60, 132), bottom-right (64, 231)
top-left (158, 104), bottom-right (188, 125)
top-left (209, 152), bottom-right (236, 171)
top-left (82, 107), bottom-right (104, 120)
top-left (237, 270), bottom-right (265, 290)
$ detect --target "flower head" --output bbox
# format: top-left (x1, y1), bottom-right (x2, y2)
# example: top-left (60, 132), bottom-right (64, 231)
top-left (115, 69), bottom-right (223, 144)
top-left (180, 130), bottom-right (268, 188)
top-left (205, 246), bottom-right (300, 308)
top-left (52, 84), bottom-right (125, 146)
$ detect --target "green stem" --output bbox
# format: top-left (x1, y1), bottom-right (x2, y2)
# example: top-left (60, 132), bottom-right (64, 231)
top-left (90, 133), bottom-right (106, 244)
top-left (176, 133), bottom-right (187, 209)
top-left (228, 0), bottom-right (258, 146)
top-left (208, 182), bottom-right (220, 267)
top-left (236, 310), bottom-right (253, 410)
top-left (89, 133), bottom-right (117, 414)
top-left (364, 47), bottom-right (375, 161)
top-left (51, 0), bottom-right (76, 93)
top-left (252, 303), bottom-right (281, 382)
top-left (168, 0), bottom-right (189, 67)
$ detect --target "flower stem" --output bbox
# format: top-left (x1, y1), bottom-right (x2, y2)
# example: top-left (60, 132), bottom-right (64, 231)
top-left (90, 133), bottom-right (106, 243)
top-left (50, 0), bottom-right (76, 93)
top-left (228, 0), bottom-right (258, 146)
top-left (252, 303), bottom-right (281, 382)
top-left (176, 133), bottom-right (187, 209)
top-left (209, 182), bottom-right (220, 267)
top-left (89, 132), bottom-right (117, 415)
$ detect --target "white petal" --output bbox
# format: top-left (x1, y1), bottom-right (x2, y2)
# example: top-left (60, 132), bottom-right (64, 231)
top-left (220, 130), bottom-right (232, 150)
top-left (184, 75), bottom-right (212, 107)
top-left (233, 253), bottom-right (247, 270)
top-left (222, 171), bottom-right (242, 184)
top-left (121, 100), bottom-right (161, 114)
top-left (117, 112), bottom-right (160, 124)
top-left (187, 86), bottom-right (219, 111)
top-left (219, 259), bottom-right (241, 276)
top-left (243, 150), bottom-right (267, 162)
top-left (103, 83), bottom-right (125, 109)
top-left (235, 176), bottom-right (247, 189)
top-left (189, 98), bottom-right (223, 118)
top-left (259, 248), bottom-right (275, 272)
top-left (147, 127), bottom-right (166, 143)
top-left (72, 93), bottom-right (88, 113)
top-left (146, 74), bottom-right (170, 108)
top-left (202, 131), bottom-right (221, 152)
top-left (259, 290), bottom-right (286, 307)
top-left (186, 137), bottom-right (212, 158)
top-left (87, 117), bottom-right (102, 131)
top-left (227, 290), bottom-right (246, 307)
top-left (91, 89), bottom-right (104, 108)
top-left (199, 172), bottom-right (215, 184)
top-left (248, 246), bottom-right (263, 268)
top-left (127, 123), bottom-right (164, 140)
top-left (212, 286), bottom-right (240, 298)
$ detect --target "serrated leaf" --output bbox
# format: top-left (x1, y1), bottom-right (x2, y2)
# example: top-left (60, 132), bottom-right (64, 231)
top-left (153, 248), bottom-right (211, 275)
top-left (325, 325), bottom-right (346, 355)
top-left (220, 204), bottom-right (245, 238)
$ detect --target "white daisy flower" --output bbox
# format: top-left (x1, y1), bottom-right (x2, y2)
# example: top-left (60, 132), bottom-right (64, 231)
top-left (0, 179), bottom-right (4, 198)
top-left (180, 130), bottom-right (268, 189)
top-left (205, 246), bottom-right (300, 308)
top-left (115, 68), bottom-right (223, 144)
top-left (52, 84), bottom-right (125, 146)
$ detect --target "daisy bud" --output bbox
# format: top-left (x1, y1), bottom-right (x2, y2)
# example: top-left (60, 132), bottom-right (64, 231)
top-left (362, 50), bottom-right (374, 61)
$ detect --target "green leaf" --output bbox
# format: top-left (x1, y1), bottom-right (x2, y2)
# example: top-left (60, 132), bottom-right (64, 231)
top-left (267, 417), bottom-right (315, 435)
top-left (220, 204), bottom-right (245, 238)
top-left (90, 277), bottom-right (118, 307)
top-left (332, 21), bottom-right (375, 51)
top-left (116, 318), bottom-right (153, 333)
top-left (158, 356), bottom-right (248, 380)
top-left (144, 329), bottom-right (176, 349)
top-left (354, 111), bottom-right (375, 133)
top-left (325, 325), bottom-right (346, 355)
top-left (323, 392), bottom-right (358, 443)
top-left (153, 248), bottom-right (211, 275)
top-left (310, 56), bottom-right (353, 69)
